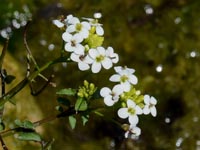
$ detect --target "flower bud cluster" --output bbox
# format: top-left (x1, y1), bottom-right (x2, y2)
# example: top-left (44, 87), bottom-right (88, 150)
top-left (0, 5), bottom-right (32, 39)
top-left (53, 14), bottom-right (119, 73)
top-left (77, 80), bottom-right (97, 99)
top-left (100, 66), bottom-right (157, 139)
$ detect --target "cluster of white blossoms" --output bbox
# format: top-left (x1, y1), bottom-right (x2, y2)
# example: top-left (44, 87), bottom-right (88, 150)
top-left (53, 14), bottom-right (157, 139)
top-left (0, 5), bottom-right (32, 39)
top-left (100, 66), bottom-right (157, 139)
top-left (53, 13), bottom-right (119, 73)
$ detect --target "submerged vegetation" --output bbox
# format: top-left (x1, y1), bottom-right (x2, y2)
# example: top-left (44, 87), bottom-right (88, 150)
top-left (1, 0), bottom-right (200, 149)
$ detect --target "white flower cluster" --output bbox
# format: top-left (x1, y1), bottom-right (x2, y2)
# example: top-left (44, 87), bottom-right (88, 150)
top-left (100, 66), bottom-right (157, 139)
top-left (53, 14), bottom-right (157, 139)
top-left (53, 14), bottom-right (119, 73)
top-left (0, 5), bottom-right (32, 39)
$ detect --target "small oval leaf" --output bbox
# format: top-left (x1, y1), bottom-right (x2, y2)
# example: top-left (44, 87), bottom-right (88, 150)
top-left (69, 116), bottom-right (76, 129)
top-left (56, 88), bottom-right (76, 96)
top-left (16, 132), bottom-right (42, 142)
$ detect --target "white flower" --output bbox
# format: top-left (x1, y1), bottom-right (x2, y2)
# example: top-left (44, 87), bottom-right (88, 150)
top-left (70, 52), bottom-right (93, 71)
top-left (93, 12), bottom-right (102, 19)
top-left (118, 99), bottom-right (142, 125)
top-left (100, 85), bottom-right (124, 106)
top-left (109, 66), bottom-right (138, 92)
top-left (64, 14), bottom-right (76, 25)
top-left (62, 32), bottom-right (84, 54)
top-left (88, 47), bottom-right (113, 73)
top-left (66, 18), bottom-right (91, 39)
top-left (143, 95), bottom-right (157, 117)
top-left (105, 47), bottom-right (119, 63)
top-left (114, 66), bottom-right (135, 74)
top-left (124, 125), bottom-right (141, 139)
top-left (82, 17), bottom-right (104, 36)
top-left (52, 19), bottom-right (65, 28)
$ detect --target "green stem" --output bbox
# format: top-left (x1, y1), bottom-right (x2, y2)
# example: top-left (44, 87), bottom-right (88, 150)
top-left (0, 40), bottom-right (9, 69)
top-left (0, 56), bottom-right (71, 107)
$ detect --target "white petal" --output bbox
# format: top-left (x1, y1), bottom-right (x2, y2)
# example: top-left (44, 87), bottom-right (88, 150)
top-left (143, 106), bottom-right (150, 115)
top-left (112, 85), bottom-right (124, 95)
top-left (131, 126), bottom-right (141, 136)
top-left (53, 20), bottom-right (64, 28)
top-left (127, 100), bottom-right (136, 108)
top-left (129, 75), bottom-right (138, 85)
top-left (66, 25), bottom-right (76, 33)
top-left (64, 43), bottom-right (73, 52)
top-left (114, 66), bottom-right (123, 73)
top-left (68, 17), bottom-right (79, 24)
top-left (81, 21), bottom-right (91, 30)
top-left (109, 74), bottom-right (120, 82)
top-left (74, 34), bottom-right (84, 43)
top-left (89, 49), bottom-right (98, 59)
top-left (100, 87), bottom-right (111, 97)
top-left (104, 97), bottom-right (115, 106)
top-left (96, 26), bottom-right (104, 36)
top-left (62, 32), bottom-right (72, 42)
top-left (107, 47), bottom-right (114, 54)
top-left (74, 44), bottom-right (84, 54)
top-left (150, 96), bottom-right (157, 105)
top-left (150, 107), bottom-right (157, 117)
top-left (111, 53), bottom-right (119, 63)
top-left (70, 53), bottom-right (79, 62)
top-left (79, 29), bottom-right (89, 38)
top-left (91, 62), bottom-right (101, 73)
top-left (78, 62), bottom-right (90, 71)
top-left (144, 95), bottom-right (150, 105)
top-left (97, 47), bottom-right (106, 55)
top-left (135, 106), bottom-right (143, 115)
top-left (118, 108), bottom-right (128, 119)
top-left (121, 82), bottom-right (131, 92)
top-left (124, 131), bottom-right (129, 138)
top-left (84, 55), bottom-right (94, 64)
top-left (128, 115), bottom-right (139, 125)
top-left (102, 58), bottom-right (112, 69)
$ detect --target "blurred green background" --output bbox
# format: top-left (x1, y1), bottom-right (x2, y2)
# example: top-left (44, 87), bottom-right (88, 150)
top-left (1, 0), bottom-right (200, 149)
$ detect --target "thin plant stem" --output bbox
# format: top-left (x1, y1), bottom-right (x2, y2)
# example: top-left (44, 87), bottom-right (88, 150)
top-left (23, 21), bottom-right (39, 70)
top-left (0, 56), bottom-right (70, 107)
top-left (0, 40), bottom-right (9, 69)
top-left (0, 135), bottom-right (8, 150)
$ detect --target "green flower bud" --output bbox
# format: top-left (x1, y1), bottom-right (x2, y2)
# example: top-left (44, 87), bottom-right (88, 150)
top-left (84, 33), bottom-right (104, 48)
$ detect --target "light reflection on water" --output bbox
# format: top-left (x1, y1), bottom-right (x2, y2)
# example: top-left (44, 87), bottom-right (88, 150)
top-left (156, 64), bottom-right (163, 73)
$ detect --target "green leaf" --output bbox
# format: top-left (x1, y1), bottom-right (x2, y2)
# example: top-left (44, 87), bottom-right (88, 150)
top-left (81, 115), bottom-right (89, 126)
top-left (0, 123), bottom-right (5, 131)
top-left (56, 88), bottom-right (76, 96)
top-left (14, 119), bottom-right (35, 130)
top-left (16, 132), bottom-right (42, 142)
top-left (57, 97), bottom-right (70, 106)
top-left (5, 75), bottom-right (15, 84)
top-left (75, 97), bottom-right (88, 112)
top-left (69, 116), bottom-right (76, 129)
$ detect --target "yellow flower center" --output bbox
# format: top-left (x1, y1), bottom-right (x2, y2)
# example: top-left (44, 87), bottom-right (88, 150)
top-left (120, 75), bottom-right (128, 83)
top-left (96, 55), bottom-right (104, 62)
top-left (76, 23), bottom-right (82, 31)
top-left (128, 107), bottom-right (135, 115)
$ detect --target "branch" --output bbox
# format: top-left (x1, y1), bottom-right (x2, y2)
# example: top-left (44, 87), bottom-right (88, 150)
top-left (23, 21), bottom-right (39, 70)
top-left (0, 56), bottom-right (70, 107)
top-left (0, 39), bottom-right (9, 69)
top-left (0, 135), bottom-right (8, 150)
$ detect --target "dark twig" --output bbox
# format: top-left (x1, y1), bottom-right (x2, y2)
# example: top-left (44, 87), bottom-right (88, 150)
top-left (29, 74), bottom-right (55, 96)
top-left (0, 40), bottom-right (9, 150)
top-left (23, 21), bottom-right (39, 69)
top-left (0, 135), bottom-right (8, 150)
top-left (0, 40), bottom-right (9, 69)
